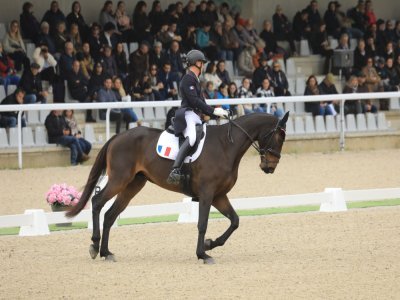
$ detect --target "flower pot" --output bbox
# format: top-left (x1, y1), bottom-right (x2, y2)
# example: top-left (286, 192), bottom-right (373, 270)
top-left (51, 205), bottom-right (72, 227)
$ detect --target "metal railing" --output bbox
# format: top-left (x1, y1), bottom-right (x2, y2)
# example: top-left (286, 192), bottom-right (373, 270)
top-left (0, 91), bottom-right (399, 169)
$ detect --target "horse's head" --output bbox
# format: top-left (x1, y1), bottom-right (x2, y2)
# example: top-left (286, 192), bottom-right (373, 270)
top-left (258, 112), bottom-right (289, 174)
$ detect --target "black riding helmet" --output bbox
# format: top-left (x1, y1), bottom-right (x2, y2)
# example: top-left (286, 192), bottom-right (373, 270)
top-left (185, 50), bottom-right (208, 67)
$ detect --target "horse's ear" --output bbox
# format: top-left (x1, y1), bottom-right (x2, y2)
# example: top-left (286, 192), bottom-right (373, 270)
top-left (278, 111), bottom-right (290, 127)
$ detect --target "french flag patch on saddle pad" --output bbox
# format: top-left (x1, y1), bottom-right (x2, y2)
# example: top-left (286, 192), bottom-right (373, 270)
top-left (156, 124), bottom-right (207, 163)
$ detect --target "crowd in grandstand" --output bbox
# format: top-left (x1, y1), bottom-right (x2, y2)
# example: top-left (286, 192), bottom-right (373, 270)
top-left (1, 0), bottom-right (400, 163)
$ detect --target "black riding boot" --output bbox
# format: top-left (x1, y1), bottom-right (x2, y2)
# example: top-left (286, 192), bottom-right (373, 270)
top-left (166, 137), bottom-right (191, 185)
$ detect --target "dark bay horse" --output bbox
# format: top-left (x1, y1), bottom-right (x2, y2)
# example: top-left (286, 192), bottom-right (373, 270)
top-left (67, 112), bottom-right (289, 264)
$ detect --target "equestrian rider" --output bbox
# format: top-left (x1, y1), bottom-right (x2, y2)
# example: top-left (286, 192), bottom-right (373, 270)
top-left (166, 50), bottom-right (229, 185)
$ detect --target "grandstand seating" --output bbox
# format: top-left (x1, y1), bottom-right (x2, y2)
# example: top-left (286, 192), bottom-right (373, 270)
top-left (64, 81), bottom-right (79, 103)
top-left (346, 114), bottom-right (357, 132)
top-left (389, 98), bottom-right (400, 110)
top-left (26, 110), bottom-right (40, 125)
top-left (84, 124), bottom-right (96, 143)
top-left (325, 115), bottom-right (337, 132)
top-left (356, 113), bottom-right (367, 131)
top-left (0, 86), bottom-right (6, 102)
top-left (8, 127), bottom-right (18, 147)
top-left (22, 127), bottom-right (34, 146)
top-left (0, 128), bottom-right (8, 147)
top-left (305, 115), bottom-right (315, 133)
top-left (34, 126), bottom-right (48, 146)
top-left (315, 115), bottom-right (326, 133)
top-left (299, 39), bottom-right (311, 56)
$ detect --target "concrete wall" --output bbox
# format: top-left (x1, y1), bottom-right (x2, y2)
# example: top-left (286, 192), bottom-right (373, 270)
top-left (0, 0), bottom-right (399, 34)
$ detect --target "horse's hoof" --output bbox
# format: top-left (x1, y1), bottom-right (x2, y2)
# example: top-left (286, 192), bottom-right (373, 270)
top-left (204, 239), bottom-right (212, 251)
top-left (105, 254), bottom-right (116, 262)
top-left (89, 244), bottom-right (98, 259)
top-left (203, 257), bottom-right (215, 265)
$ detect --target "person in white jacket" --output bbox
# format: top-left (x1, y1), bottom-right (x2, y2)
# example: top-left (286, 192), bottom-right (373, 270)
top-left (33, 44), bottom-right (57, 84)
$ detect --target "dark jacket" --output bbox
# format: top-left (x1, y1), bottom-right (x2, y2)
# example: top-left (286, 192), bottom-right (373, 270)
top-left (45, 112), bottom-right (70, 144)
top-left (41, 9), bottom-right (66, 35)
top-left (129, 49), bottom-right (149, 81)
top-left (99, 55), bottom-right (118, 78)
top-left (18, 69), bottom-right (43, 96)
top-left (67, 69), bottom-right (88, 101)
top-left (20, 11), bottom-right (41, 42)
top-left (174, 70), bottom-right (214, 136)
top-left (0, 93), bottom-right (23, 118)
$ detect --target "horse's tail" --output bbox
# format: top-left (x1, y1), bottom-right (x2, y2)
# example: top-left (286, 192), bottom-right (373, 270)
top-left (66, 135), bottom-right (118, 218)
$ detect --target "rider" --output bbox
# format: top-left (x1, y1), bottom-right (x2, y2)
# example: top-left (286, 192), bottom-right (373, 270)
top-left (166, 50), bottom-right (229, 185)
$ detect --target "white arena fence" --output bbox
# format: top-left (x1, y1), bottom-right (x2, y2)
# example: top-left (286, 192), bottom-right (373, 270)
top-left (0, 187), bottom-right (399, 236)
top-left (0, 91), bottom-right (400, 169)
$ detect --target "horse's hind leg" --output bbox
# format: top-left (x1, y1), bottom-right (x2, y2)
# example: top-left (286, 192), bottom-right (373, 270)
top-left (100, 174), bottom-right (147, 261)
top-left (90, 180), bottom-right (126, 259)
top-left (205, 195), bottom-right (239, 251)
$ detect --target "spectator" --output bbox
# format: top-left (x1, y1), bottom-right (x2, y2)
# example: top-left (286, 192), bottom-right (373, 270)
top-left (97, 77), bottom-right (123, 134)
top-left (362, 57), bottom-right (381, 92)
top-left (394, 54), bottom-right (400, 78)
top-left (149, 41), bottom-right (165, 70)
top-left (357, 72), bottom-right (378, 113)
top-left (129, 41), bottom-right (149, 82)
top-left (323, 1), bottom-right (341, 38)
top-left (243, 18), bottom-right (262, 46)
top-left (238, 77), bottom-right (255, 114)
top-left (66, 1), bottom-right (89, 40)
top-left (78, 42), bottom-right (94, 79)
top-left (342, 75), bottom-right (363, 114)
top-left (196, 22), bottom-right (217, 61)
top-left (221, 16), bottom-right (240, 60)
top-left (375, 19), bottom-right (387, 53)
top-left (115, 1), bottom-right (133, 38)
top-left (19, 2), bottom-right (41, 43)
top-left (382, 41), bottom-right (396, 61)
top-left (88, 62), bottom-right (107, 100)
top-left (252, 56), bottom-right (272, 92)
top-left (347, 0), bottom-right (368, 35)
top-left (67, 23), bottom-right (83, 53)
top-left (157, 61), bottom-right (178, 100)
top-left (203, 81), bottom-right (217, 99)
top-left (311, 21), bottom-right (333, 74)
top-left (37, 22), bottom-right (56, 55)
top-left (0, 43), bottom-right (20, 95)
top-left (259, 20), bottom-right (286, 60)
top-left (63, 109), bottom-right (92, 156)
top-left (256, 78), bottom-right (284, 117)
top-left (0, 88), bottom-right (26, 128)
top-left (114, 43), bottom-right (128, 79)
top-left (216, 60), bottom-right (231, 85)
top-left (132, 1), bottom-right (151, 43)
top-left (209, 21), bottom-right (228, 60)
top-left (148, 1), bottom-right (164, 35)
top-left (237, 45), bottom-right (256, 78)
top-left (365, 35), bottom-right (377, 58)
top-left (127, 72), bottom-right (155, 101)
top-left (381, 57), bottom-right (400, 91)
top-left (232, 19), bottom-right (250, 49)
top-left (353, 38), bottom-right (369, 72)
top-left (216, 82), bottom-right (230, 110)
top-left (66, 60), bottom-right (89, 103)
top-left (165, 41), bottom-right (184, 78)
top-left (202, 62), bottom-right (222, 90)
top-left (113, 77), bottom-right (139, 129)
top-left (292, 9), bottom-right (312, 42)
top-left (269, 60), bottom-right (291, 96)
top-left (272, 5), bottom-right (296, 54)
top-left (41, 1), bottom-right (66, 35)
top-left (52, 21), bottom-right (68, 55)
top-left (33, 44), bottom-right (57, 86)
top-left (99, 1), bottom-right (117, 29)
top-left (305, 0), bottom-right (322, 31)
top-left (394, 21), bottom-right (400, 45)
top-left (206, 1), bottom-right (219, 25)
top-left (181, 22), bottom-right (197, 53)
top-left (304, 75), bottom-right (333, 116)
top-left (364, 0), bottom-right (377, 26)
top-left (87, 23), bottom-right (103, 62)
top-left (99, 45), bottom-right (118, 79)
top-left (59, 41), bottom-right (76, 79)
top-left (228, 82), bottom-right (238, 99)
top-left (100, 22), bottom-right (119, 50)
top-left (18, 62), bottom-right (48, 103)
top-left (45, 110), bottom-right (89, 166)
top-left (148, 64), bottom-right (163, 100)
top-left (2, 20), bottom-right (30, 72)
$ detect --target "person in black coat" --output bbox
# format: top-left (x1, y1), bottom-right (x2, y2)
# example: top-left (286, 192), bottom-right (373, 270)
top-left (66, 60), bottom-right (88, 102)
top-left (66, 1), bottom-right (89, 40)
top-left (18, 63), bottom-right (48, 103)
top-left (252, 56), bottom-right (272, 92)
top-left (269, 61), bottom-right (291, 96)
top-left (0, 88), bottom-right (26, 128)
top-left (19, 2), bottom-right (41, 43)
top-left (311, 21), bottom-right (333, 74)
top-left (41, 1), bottom-right (66, 35)
top-left (323, 1), bottom-right (341, 38)
top-left (87, 23), bottom-right (103, 62)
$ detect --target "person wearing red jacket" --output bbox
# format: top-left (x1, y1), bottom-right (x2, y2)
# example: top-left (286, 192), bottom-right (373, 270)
top-left (0, 43), bottom-right (20, 95)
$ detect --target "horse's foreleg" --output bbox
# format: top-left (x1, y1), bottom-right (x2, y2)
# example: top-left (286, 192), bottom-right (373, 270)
top-left (205, 195), bottom-right (239, 251)
top-left (100, 174), bottom-right (147, 261)
top-left (196, 196), bottom-right (214, 264)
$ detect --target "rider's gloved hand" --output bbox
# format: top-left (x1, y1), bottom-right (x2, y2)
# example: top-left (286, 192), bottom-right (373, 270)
top-left (213, 107), bottom-right (229, 118)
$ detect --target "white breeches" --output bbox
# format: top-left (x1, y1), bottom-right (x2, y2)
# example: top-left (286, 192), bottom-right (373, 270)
top-left (183, 110), bottom-right (202, 146)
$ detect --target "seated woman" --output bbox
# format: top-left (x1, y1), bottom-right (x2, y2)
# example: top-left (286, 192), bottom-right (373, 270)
top-left (0, 43), bottom-right (20, 95)
top-left (202, 62), bottom-right (222, 89)
top-left (304, 75), bottom-right (334, 116)
top-left (216, 83), bottom-right (230, 111)
top-left (114, 43), bottom-right (129, 79)
top-left (256, 78), bottom-right (284, 118)
top-left (63, 109), bottom-right (92, 155)
top-left (203, 81), bottom-right (217, 99)
top-left (113, 77), bottom-right (140, 129)
top-left (2, 20), bottom-right (30, 72)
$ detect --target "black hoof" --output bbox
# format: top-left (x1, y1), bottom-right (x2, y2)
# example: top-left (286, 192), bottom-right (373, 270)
top-left (205, 239), bottom-right (213, 251)
top-left (89, 244), bottom-right (99, 259)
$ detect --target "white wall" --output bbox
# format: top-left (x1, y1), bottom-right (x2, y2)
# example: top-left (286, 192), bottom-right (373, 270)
top-left (0, 0), bottom-right (399, 34)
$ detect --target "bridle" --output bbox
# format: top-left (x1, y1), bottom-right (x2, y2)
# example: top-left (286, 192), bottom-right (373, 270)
top-left (226, 116), bottom-right (285, 160)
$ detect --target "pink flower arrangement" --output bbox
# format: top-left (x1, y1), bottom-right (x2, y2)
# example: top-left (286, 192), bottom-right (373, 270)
top-left (46, 183), bottom-right (81, 207)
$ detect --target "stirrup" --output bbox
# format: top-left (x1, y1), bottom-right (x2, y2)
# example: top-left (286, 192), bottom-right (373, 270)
top-left (167, 168), bottom-right (183, 185)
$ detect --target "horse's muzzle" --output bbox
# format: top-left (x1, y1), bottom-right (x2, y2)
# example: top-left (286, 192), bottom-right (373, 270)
top-left (260, 162), bottom-right (275, 174)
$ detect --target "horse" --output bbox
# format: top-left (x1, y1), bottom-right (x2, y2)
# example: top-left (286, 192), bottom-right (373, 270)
top-left (67, 112), bottom-right (289, 264)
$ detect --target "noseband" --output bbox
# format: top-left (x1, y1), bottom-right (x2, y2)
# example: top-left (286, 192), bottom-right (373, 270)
top-left (227, 117), bottom-right (285, 160)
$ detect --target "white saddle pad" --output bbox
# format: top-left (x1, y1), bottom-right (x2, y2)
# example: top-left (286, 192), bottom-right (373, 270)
top-left (156, 124), bottom-right (207, 163)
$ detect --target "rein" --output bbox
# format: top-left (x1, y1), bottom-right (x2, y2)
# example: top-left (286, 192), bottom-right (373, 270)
top-left (226, 116), bottom-right (283, 159)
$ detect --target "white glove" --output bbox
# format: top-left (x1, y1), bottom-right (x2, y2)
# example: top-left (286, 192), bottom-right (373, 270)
top-left (213, 107), bottom-right (229, 118)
